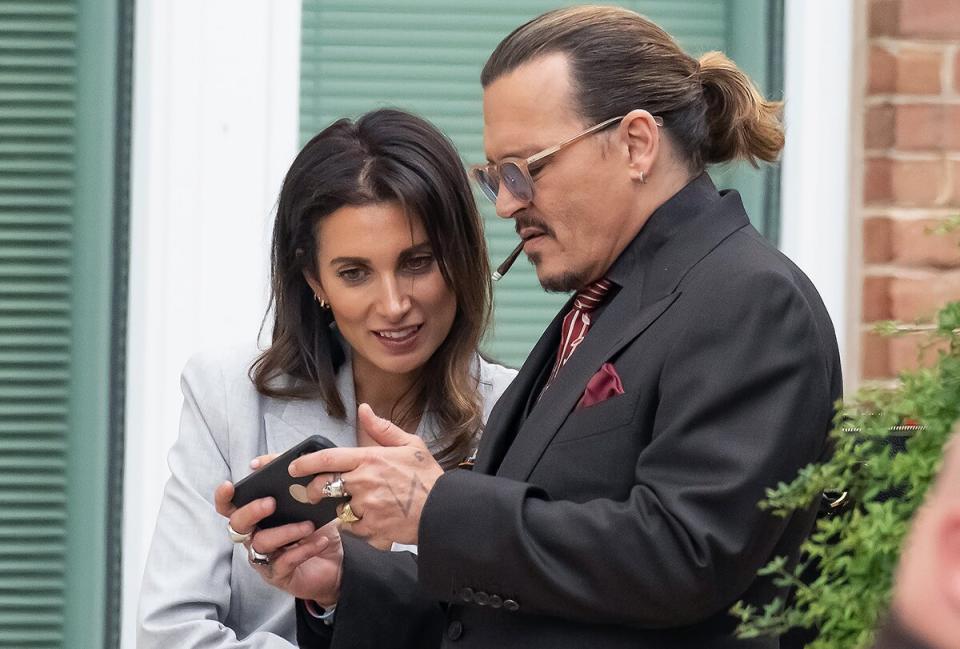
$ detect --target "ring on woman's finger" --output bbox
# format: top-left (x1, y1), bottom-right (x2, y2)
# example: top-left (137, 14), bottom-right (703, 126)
top-left (336, 502), bottom-right (361, 524)
top-left (248, 544), bottom-right (272, 566)
top-left (321, 474), bottom-right (349, 499)
top-left (228, 522), bottom-right (253, 544)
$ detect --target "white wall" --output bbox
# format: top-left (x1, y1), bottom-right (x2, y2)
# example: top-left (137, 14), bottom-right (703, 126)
top-left (121, 2), bottom-right (302, 646)
top-left (780, 0), bottom-right (856, 382)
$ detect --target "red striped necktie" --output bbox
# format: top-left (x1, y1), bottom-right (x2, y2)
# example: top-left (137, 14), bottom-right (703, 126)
top-left (545, 278), bottom-right (613, 386)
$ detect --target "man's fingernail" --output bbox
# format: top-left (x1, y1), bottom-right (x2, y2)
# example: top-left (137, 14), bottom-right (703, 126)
top-left (288, 461), bottom-right (298, 476)
top-left (261, 497), bottom-right (275, 511)
top-left (250, 458), bottom-right (260, 469)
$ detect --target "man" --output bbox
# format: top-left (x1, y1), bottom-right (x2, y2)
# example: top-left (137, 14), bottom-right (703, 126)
top-left (872, 428), bottom-right (960, 649)
top-left (233, 7), bottom-right (842, 648)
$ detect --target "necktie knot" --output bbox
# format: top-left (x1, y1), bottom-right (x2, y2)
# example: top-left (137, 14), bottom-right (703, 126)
top-left (573, 278), bottom-right (613, 313)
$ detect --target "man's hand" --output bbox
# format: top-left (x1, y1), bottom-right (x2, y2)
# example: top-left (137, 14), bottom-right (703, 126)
top-left (214, 480), bottom-right (343, 607)
top-left (289, 403), bottom-right (445, 550)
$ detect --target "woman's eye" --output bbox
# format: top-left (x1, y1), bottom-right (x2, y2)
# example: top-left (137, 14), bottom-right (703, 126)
top-left (337, 268), bottom-right (368, 283)
top-left (404, 256), bottom-right (435, 273)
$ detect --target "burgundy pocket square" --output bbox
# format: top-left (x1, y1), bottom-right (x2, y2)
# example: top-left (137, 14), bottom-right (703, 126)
top-left (576, 362), bottom-right (625, 409)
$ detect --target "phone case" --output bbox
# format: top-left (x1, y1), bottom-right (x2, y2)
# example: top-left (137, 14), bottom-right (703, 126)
top-left (232, 434), bottom-right (346, 528)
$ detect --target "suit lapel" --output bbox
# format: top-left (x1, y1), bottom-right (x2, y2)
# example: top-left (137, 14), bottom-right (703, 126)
top-left (473, 304), bottom-right (569, 475)
top-left (263, 354), bottom-right (359, 454)
top-left (495, 282), bottom-right (678, 480)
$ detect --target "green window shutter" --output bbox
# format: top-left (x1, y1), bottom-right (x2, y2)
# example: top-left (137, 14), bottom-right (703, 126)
top-left (0, 1), bottom-right (122, 646)
top-left (299, 0), bottom-right (781, 367)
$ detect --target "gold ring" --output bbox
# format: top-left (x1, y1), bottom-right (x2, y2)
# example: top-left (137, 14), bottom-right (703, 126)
top-left (337, 502), bottom-right (361, 524)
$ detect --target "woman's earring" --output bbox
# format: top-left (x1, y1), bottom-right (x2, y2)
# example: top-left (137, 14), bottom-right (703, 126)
top-left (315, 294), bottom-right (330, 310)
top-left (639, 170), bottom-right (647, 184)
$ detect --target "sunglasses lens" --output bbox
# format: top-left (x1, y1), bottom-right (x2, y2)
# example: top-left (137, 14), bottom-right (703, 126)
top-left (500, 163), bottom-right (533, 203)
top-left (472, 167), bottom-right (499, 203)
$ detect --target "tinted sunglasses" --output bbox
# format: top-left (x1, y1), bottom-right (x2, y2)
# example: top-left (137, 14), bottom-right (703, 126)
top-left (470, 114), bottom-right (663, 204)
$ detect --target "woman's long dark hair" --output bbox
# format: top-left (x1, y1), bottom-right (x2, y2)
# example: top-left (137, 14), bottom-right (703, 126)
top-left (251, 109), bottom-right (491, 468)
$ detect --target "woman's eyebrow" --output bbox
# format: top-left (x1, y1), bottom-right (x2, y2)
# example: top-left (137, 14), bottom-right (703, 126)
top-left (328, 242), bottom-right (432, 267)
top-left (328, 255), bottom-right (368, 266)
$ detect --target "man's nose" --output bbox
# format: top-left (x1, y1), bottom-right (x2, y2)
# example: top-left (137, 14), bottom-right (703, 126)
top-left (377, 277), bottom-right (412, 321)
top-left (494, 186), bottom-right (527, 219)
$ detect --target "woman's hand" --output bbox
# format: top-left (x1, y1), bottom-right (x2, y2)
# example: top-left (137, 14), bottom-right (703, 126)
top-left (214, 480), bottom-right (343, 607)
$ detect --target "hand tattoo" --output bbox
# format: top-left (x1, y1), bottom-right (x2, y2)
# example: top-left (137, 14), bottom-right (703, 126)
top-left (380, 471), bottom-right (429, 518)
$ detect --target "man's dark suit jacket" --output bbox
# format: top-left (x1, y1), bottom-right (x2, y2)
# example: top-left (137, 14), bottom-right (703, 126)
top-left (298, 174), bottom-right (843, 648)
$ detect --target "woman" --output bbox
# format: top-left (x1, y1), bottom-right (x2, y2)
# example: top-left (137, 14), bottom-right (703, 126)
top-left (137, 109), bottom-right (516, 648)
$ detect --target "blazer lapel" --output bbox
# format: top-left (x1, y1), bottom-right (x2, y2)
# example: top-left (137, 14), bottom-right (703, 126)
top-left (263, 354), bottom-right (359, 455)
top-left (473, 304), bottom-right (569, 475)
top-left (495, 284), bottom-right (679, 481)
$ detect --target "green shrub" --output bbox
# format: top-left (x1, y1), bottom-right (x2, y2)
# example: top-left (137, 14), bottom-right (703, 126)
top-left (732, 221), bottom-right (960, 648)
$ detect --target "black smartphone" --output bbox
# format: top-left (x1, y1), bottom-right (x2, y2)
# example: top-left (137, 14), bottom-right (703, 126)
top-left (232, 434), bottom-right (345, 529)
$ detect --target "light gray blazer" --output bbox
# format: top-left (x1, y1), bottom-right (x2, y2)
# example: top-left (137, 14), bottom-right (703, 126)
top-left (137, 345), bottom-right (516, 648)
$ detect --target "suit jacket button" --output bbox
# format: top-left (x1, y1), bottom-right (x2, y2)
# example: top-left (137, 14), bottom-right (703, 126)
top-left (503, 599), bottom-right (519, 612)
top-left (474, 591), bottom-right (489, 606)
top-left (489, 595), bottom-right (502, 609)
top-left (447, 620), bottom-right (463, 640)
top-left (458, 587), bottom-right (474, 602)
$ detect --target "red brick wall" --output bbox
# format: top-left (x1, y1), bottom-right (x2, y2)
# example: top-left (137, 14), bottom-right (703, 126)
top-left (862, 0), bottom-right (960, 380)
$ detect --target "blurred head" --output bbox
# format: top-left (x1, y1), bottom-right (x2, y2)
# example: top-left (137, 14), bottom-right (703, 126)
top-left (253, 109), bottom-right (491, 467)
top-left (477, 5), bottom-right (784, 292)
top-left (892, 424), bottom-right (960, 649)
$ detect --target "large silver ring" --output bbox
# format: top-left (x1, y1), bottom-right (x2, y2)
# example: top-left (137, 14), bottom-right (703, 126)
top-left (321, 474), bottom-right (349, 499)
top-left (248, 544), bottom-right (271, 566)
top-left (228, 522), bottom-right (253, 544)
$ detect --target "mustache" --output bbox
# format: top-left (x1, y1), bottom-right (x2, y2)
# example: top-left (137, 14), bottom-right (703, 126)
top-left (492, 212), bottom-right (553, 282)
top-left (514, 212), bottom-right (554, 238)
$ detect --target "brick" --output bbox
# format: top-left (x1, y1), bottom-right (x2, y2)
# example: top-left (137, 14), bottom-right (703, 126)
top-left (900, 0), bottom-right (960, 39)
top-left (864, 276), bottom-right (893, 321)
top-left (894, 49), bottom-right (943, 95)
top-left (890, 159), bottom-right (945, 206)
top-left (953, 160), bottom-right (960, 206)
top-left (862, 331), bottom-right (891, 379)
top-left (865, 158), bottom-right (893, 204)
top-left (955, 49), bottom-right (960, 92)
top-left (862, 330), bottom-right (948, 380)
top-left (888, 333), bottom-right (949, 374)
top-left (869, 0), bottom-right (900, 37)
top-left (894, 104), bottom-right (956, 151)
top-left (864, 217), bottom-right (893, 263)
top-left (868, 46), bottom-right (896, 94)
top-left (889, 218), bottom-right (960, 268)
top-left (867, 104), bottom-right (896, 149)
top-left (889, 273), bottom-right (960, 321)
top-left (868, 47), bottom-right (942, 96)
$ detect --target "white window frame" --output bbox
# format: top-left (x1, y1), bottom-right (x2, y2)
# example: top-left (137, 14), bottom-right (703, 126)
top-left (121, 2), bottom-right (301, 646)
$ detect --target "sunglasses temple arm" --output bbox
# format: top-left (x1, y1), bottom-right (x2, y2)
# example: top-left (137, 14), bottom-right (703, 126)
top-left (492, 241), bottom-right (525, 281)
top-left (526, 115), bottom-right (625, 167)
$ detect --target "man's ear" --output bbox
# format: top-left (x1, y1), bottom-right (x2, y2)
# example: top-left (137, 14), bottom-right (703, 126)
top-left (938, 509), bottom-right (960, 612)
top-left (302, 269), bottom-right (325, 302)
top-left (621, 109), bottom-right (660, 182)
